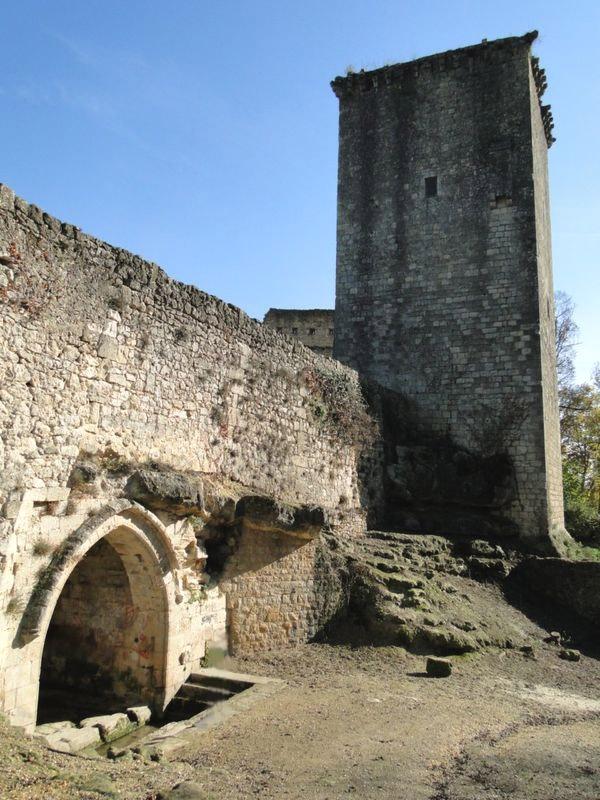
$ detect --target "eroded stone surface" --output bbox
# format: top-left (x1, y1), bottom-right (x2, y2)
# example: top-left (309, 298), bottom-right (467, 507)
top-left (0, 174), bottom-right (374, 727)
top-left (80, 712), bottom-right (136, 743)
top-left (43, 725), bottom-right (101, 753)
top-left (335, 532), bottom-right (530, 654)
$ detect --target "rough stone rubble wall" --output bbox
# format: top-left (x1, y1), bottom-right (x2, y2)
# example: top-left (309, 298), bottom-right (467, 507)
top-left (41, 538), bottom-right (137, 693)
top-left (0, 186), bottom-right (367, 509)
top-left (220, 520), bottom-right (351, 654)
top-left (332, 35), bottom-right (565, 547)
top-left (0, 185), bottom-right (376, 728)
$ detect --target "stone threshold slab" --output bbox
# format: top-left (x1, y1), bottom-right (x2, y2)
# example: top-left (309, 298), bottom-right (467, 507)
top-left (121, 668), bottom-right (284, 762)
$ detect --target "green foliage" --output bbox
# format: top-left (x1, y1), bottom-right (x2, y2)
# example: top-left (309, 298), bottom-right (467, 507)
top-left (187, 586), bottom-right (208, 604)
top-left (561, 381), bottom-right (600, 542)
top-left (563, 537), bottom-right (600, 562)
top-left (303, 366), bottom-right (378, 447)
top-left (556, 292), bottom-right (600, 543)
top-left (32, 538), bottom-right (53, 557)
top-left (564, 496), bottom-right (600, 546)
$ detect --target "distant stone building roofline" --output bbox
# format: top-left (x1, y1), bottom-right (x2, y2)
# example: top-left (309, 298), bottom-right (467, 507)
top-left (263, 308), bottom-right (334, 357)
top-left (265, 308), bottom-right (334, 317)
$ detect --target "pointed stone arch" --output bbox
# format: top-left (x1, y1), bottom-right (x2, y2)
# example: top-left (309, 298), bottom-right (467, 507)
top-left (12, 501), bottom-right (181, 730)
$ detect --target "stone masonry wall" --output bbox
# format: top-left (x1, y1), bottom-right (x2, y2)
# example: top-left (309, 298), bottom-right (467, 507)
top-left (529, 59), bottom-right (564, 539)
top-left (0, 185), bottom-right (372, 509)
top-left (0, 185), bottom-right (378, 728)
top-left (332, 33), bottom-right (565, 549)
top-left (40, 538), bottom-right (143, 704)
top-left (220, 522), bottom-right (347, 654)
top-left (511, 558), bottom-right (600, 629)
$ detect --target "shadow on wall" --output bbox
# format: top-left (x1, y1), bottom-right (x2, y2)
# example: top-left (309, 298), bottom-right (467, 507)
top-left (365, 383), bottom-right (521, 539)
top-left (505, 558), bottom-right (600, 656)
top-left (124, 466), bottom-right (349, 654)
top-left (38, 537), bottom-right (149, 724)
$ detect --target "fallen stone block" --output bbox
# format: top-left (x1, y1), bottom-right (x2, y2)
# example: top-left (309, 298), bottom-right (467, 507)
top-left (559, 648), bottom-right (581, 662)
top-left (45, 725), bottom-right (101, 753)
top-left (544, 631), bottom-right (562, 645)
top-left (33, 720), bottom-right (75, 739)
top-left (80, 712), bottom-right (136, 742)
top-left (158, 781), bottom-right (208, 799)
top-left (107, 746), bottom-right (134, 761)
top-left (136, 735), bottom-right (188, 762)
top-left (426, 657), bottom-right (453, 677)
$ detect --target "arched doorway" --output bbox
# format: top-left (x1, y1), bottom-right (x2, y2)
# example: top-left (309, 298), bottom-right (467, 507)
top-left (37, 525), bottom-right (169, 724)
top-left (5, 503), bottom-right (181, 732)
top-left (28, 519), bottom-right (169, 724)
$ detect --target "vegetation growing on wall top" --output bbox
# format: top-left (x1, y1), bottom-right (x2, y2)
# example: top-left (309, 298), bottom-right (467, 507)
top-left (302, 366), bottom-right (378, 448)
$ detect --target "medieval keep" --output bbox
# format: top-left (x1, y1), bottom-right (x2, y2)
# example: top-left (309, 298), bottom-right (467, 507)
top-left (331, 31), bottom-right (563, 549)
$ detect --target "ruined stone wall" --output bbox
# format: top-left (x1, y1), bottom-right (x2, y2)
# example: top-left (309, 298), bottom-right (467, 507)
top-left (512, 558), bottom-right (600, 630)
top-left (220, 521), bottom-right (350, 654)
top-left (263, 308), bottom-right (335, 357)
top-left (0, 185), bottom-right (371, 509)
top-left (0, 185), bottom-right (379, 729)
top-left (332, 33), bottom-right (565, 549)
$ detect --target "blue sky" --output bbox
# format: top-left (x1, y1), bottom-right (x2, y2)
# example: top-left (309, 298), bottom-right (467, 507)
top-left (2, 1), bottom-right (598, 380)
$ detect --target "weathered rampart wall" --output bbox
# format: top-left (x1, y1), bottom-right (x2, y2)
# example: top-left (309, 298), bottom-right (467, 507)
top-left (0, 184), bottom-right (379, 729)
top-left (0, 185), bottom-right (373, 508)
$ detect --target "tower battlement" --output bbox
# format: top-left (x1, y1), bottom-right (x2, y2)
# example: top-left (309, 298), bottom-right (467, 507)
top-left (331, 32), bottom-right (555, 147)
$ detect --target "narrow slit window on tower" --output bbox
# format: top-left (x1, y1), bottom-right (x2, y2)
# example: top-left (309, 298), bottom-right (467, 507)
top-left (425, 176), bottom-right (438, 198)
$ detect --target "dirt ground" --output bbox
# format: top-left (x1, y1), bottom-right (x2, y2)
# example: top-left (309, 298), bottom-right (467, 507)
top-left (2, 632), bottom-right (600, 800)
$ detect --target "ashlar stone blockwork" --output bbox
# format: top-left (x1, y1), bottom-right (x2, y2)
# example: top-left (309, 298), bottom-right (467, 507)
top-left (331, 32), bottom-right (566, 549)
top-left (263, 309), bottom-right (335, 357)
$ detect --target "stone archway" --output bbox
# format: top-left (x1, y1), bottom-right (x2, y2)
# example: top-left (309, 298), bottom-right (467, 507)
top-left (9, 501), bottom-right (180, 731)
top-left (37, 524), bottom-right (170, 723)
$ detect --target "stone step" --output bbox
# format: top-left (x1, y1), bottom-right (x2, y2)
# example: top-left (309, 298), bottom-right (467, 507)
top-left (80, 711), bottom-right (137, 743)
top-left (178, 683), bottom-right (234, 703)
top-left (188, 672), bottom-right (253, 693)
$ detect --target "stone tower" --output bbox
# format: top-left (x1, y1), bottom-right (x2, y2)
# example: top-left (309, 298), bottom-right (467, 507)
top-left (331, 32), bottom-right (566, 550)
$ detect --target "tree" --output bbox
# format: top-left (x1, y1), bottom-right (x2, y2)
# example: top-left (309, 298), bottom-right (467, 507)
top-left (555, 291), bottom-right (600, 541)
top-left (560, 382), bottom-right (600, 508)
top-left (555, 290), bottom-right (578, 394)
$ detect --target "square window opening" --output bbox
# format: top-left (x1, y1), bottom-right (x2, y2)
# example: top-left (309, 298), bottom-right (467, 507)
top-left (425, 176), bottom-right (438, 198)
